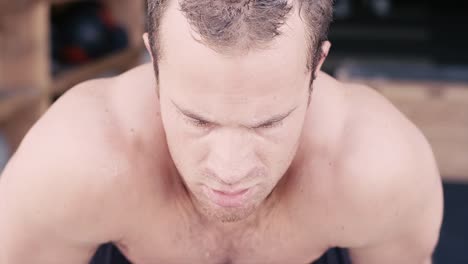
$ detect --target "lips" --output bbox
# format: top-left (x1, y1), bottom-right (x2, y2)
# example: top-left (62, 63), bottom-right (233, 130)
top-left (203, 186), bottom-right (252, 208)
top-left (213, 189), bottom-right (249, 196)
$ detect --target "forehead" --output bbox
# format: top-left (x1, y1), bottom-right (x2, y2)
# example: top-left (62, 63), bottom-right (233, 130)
top-left (157, 1), bottom-right (310, 90)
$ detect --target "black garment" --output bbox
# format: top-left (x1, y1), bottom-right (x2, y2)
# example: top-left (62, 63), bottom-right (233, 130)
top-left (90, 243), bottom-right (352, 264)
top-left (313, 247), bottom-right (352, 264)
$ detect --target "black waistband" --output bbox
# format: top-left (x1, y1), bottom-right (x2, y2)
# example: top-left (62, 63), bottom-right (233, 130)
top-left (90, 243), bottom-right (351, 264)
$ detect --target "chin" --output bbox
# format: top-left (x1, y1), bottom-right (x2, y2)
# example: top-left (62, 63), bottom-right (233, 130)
top-left (198, 199), bottom-right (260, 223)
top-left (209, 206), bottom-right (257, 223)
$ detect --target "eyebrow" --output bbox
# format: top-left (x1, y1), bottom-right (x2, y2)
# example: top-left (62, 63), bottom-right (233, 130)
top-left (172, 100), bottom-right (216, 124)
top-left (251, 107), bottom-right (297, 128)
top-left (171, 100), bottom-right (297, 128)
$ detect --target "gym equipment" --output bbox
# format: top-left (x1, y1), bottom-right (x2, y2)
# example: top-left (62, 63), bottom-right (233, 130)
top-left (52, 1), bottom-right (129, 65)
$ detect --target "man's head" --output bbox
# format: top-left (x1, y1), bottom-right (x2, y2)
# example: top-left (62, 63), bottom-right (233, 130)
top-left (144, 0), bottom-right (333, 223)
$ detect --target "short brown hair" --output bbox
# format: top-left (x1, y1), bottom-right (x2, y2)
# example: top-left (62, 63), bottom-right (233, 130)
top-left (147, 0), bottom-right (333, 79)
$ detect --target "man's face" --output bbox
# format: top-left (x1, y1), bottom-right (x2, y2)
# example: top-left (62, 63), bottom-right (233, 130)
top-left (155, 4), bottom-right (313, 222)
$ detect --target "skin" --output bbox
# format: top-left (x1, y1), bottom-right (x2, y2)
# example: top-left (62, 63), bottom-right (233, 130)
top-left (0, 3), bottom-right (443, 264)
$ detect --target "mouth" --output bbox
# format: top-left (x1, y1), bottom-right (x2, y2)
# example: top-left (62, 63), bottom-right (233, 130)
top-left (203, 186), bottom-right (253, 208)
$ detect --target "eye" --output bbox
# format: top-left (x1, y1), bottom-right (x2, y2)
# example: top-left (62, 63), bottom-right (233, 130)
top-left (256, 120), bottom-right (283, 129)
top-left (187, 117), bottom-right (211, 128)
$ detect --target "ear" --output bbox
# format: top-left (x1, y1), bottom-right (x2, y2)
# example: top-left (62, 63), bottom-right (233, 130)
top-left (143, 32), bottom-right (154, 63)
top-left (313, 41), bottom-right (331, 78)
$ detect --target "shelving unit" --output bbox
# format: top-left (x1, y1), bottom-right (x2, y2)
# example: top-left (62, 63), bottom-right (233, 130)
top-left (0, 0), bottom-right (145, 155)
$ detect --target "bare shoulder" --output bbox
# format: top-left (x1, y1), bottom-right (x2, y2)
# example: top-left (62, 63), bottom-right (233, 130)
top-left (338, 81), bottom-right (439, 186)
top-left (0, 65), bottom-right (169, 262)
top-left (25, 62), bottom-right (161, 181)
top-left (27, 76), bottom-right (129, 179)
top-left (0, 72), bottom-right (152, 246)
top-left (330, 81), bottom-right (443, 247)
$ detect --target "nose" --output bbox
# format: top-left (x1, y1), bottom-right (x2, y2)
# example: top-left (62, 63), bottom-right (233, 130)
top-left (205, 129), bottom-right (258, 186)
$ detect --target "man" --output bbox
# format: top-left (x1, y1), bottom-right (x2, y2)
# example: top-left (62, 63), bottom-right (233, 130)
top-left (0, 0), bottom-right (443, 263)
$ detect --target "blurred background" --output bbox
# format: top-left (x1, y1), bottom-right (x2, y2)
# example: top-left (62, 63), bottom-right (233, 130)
top-left (0, 0), bottom-right (467, 263)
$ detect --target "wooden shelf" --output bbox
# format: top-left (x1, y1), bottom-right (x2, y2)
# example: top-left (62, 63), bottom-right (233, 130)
top-left (52, 46), bottom-right (141, 95)
top-left (0, 0), bottom-right (144, 153)
top-left (0, 89), bottom-right (43, 124)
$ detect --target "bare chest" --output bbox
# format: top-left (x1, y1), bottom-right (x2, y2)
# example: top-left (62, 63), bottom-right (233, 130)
top-left (116, 146), bottom-right (337, 263)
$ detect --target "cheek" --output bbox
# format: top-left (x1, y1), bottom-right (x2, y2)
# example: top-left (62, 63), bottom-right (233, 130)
top-left (160, 113), bottom-right (183, 149)
top-left (255, 139), bottom-right (297, 176)
top-left (160, 101), bottom-right (191, 145)
top-left (160, 111), bottom-right (208, 170)
top-left (265, 118), bottom-right (304, 151)
top-left (160, 106), bottom-right (190, 163)
top-left (259, 122), bottom-right (304, 174)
